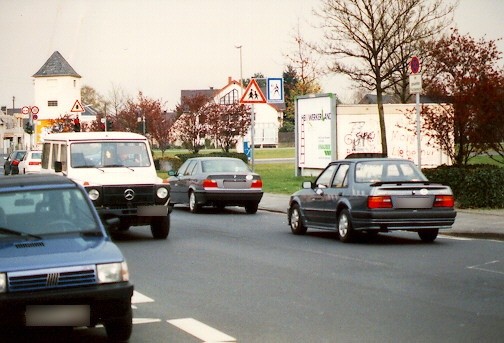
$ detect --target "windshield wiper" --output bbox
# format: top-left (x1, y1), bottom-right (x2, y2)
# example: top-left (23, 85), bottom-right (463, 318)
top-left (0, 227), bottom-right (42, 240)
top-left (80, 230), bottom-right (103, 237)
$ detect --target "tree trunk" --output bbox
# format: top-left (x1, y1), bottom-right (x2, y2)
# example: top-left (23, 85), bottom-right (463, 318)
top-left (376, 89), bottom-right (388, 157)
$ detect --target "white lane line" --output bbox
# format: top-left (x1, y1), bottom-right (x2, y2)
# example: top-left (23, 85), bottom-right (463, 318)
top-left (467, 260), bottom-right (504, 275)
top-left (133, 318), bottom-right (162, 325)
top-left (167, 317), bottom-right (236, 342)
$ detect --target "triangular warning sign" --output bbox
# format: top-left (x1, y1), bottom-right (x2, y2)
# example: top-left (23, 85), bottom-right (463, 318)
top-left (71, 99), bottom-right (85, 112)
top-left (240, 79), bottom-right (267, 104)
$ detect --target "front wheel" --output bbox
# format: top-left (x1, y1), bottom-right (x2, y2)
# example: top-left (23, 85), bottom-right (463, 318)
top-left (338, 209), bottom-right (355, 243)
top-left (151, 215), bottom-right (170, 239)
top-left (289, 204), bottom-right (307, 235)
top-left (104, 307), bottom-right (133, 342)
top-left (418, 229), bottom-right (439, 242)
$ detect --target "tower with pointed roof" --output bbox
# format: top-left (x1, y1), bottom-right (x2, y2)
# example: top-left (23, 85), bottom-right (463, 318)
top-left (32, 51), bottom-right (82, 122)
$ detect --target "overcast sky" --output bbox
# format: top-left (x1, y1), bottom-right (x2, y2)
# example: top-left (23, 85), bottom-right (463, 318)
top-left (1, 0), bottom-right (503, 112)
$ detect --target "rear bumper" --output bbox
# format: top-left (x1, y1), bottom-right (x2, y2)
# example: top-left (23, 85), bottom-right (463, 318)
top-left (195, 189), bottom-right (263, 205)
top-left (351, 209), bottom-right (457, 231)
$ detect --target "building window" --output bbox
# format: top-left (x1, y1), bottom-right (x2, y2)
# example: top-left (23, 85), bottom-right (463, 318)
top-left (48, 100), bottom-right (58, 107)
top-left (219, 89), bottom-right (239, 105)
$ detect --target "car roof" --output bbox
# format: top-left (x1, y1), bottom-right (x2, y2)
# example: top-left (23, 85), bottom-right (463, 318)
top-left (187, 157), bottom-right (243, 161)
top-left (0, 174), bottom-right (76, 191)
top-left (332, 157), bottom-right (415, 164)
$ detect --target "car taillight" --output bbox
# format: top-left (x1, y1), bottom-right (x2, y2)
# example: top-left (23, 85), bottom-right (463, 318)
top-left (11, 160), bottom-right (20, 166)
top-left (434, 195), bottom-right (454, 208)
top-left (368, 195), bottom-right (393, 209)
top-left (203, 179), bottom-right (218, 188)
top-left (29, 161), bottom-right (41, 166)
top-left (251, 179), bottom-right (263, 188)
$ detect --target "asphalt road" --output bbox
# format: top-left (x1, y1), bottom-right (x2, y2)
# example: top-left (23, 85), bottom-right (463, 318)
top-left (14, 206), bottom-right (503, 343)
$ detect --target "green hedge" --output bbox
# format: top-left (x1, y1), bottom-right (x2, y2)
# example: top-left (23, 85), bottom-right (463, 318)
top-left (423, 165), bottom-right (504, 208)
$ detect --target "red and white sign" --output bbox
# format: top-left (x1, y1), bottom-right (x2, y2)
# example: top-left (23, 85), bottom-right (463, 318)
top-left (71, 100), bottom-right (85, 112)
top-left (31, 106), bottom-right (39, 114)
top-left (21, 106), bottom-right (30, 114)
top-left (410, 56), bottom-right (421, 74)
top-left (240, 79), bottom-right (266, 104)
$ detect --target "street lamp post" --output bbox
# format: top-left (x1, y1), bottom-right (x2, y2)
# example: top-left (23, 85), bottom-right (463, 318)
top-left (235, 45), bottom-right (243, 97)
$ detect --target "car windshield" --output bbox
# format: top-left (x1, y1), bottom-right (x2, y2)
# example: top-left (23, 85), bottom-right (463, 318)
top-left (0, 187), bottom-right (99, 237)
top-left (354, 160), bottom-right (427, 183)
top-left (202, 159), bottom-right (251, 173)
top-left (70, 142), bottom-right (151, 168)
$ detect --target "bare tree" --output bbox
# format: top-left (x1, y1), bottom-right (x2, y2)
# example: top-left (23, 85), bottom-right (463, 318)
top-left (313, 0), bottom-right (457, 156)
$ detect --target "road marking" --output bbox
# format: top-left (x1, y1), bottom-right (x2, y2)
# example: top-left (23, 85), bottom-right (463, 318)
top-left (132, 290), bottom-right (154, 304)
top-left (167, 318), bottom-right (236, 342)
top-left (133, 318), bottom-right (162, 324)
top-left (467, 260), bottom-right (504, 275)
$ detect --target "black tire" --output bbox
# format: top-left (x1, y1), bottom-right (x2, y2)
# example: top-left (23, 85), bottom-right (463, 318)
top-left (418, 229), bottom-right (439, 242)
top-left (151, 215), bottom-right (170, 239)
top-left (338, 209), bottom-right (355, 243)
top-left (289, 203), bottom-right (307, 235)
top-left (189, 191), bottom-right (200, 213)
top-left (104, 307), bottom-right (133, 342)
top-left (245, 202), bottom-right (259, 214)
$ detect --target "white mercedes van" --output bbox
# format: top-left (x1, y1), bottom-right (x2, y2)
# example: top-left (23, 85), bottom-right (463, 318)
top-left (40, 131), bottom-right (171, 239)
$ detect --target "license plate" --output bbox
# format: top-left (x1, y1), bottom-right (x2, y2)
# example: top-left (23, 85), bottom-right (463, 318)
top-left (137, 205), bottom-right (168, 216)
top-left (25, 305), bottom-right (90, 326)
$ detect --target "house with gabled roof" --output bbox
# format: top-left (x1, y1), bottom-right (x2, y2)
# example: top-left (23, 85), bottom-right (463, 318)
top-left (32, 51), bottom-right (83, 145)
top-left (179, 76), bottom-right (282, 149)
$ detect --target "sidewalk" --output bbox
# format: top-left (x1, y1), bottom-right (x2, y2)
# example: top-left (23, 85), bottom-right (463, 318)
top-left (259, 193), bottom-right (504, 241)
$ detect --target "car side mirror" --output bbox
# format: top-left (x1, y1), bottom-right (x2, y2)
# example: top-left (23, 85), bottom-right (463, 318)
top-left (54, 161), bottom-right (62, 173)
top-left (302, 181), bottom-right (313, 189)
top-left (168, 170), bottom-right (178, 176)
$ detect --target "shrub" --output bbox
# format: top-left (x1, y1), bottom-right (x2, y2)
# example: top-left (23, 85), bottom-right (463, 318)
top-left (423, 165), bottom-right (504, 208)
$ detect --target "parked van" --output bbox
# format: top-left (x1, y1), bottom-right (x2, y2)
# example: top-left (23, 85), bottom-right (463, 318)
top-left (40, 132), bottom-right (170, 239)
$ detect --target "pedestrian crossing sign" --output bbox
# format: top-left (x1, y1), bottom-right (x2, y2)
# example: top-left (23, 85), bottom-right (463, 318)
top-left (71, 99), bottom-right (85, 112)
top-left (240, 79), bottom-right (266, 104)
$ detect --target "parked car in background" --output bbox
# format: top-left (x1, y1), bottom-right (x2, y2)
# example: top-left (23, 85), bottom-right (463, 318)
top-left (168, 157), bottom-right (263, 214)
top-left (288, 158), bottom-right (456, 243)
top-left (3, 150), bottom-right (27, 175)
top-left (17, 150), bottom-right (42, 174)
top-left (0, 174), bottom-right (133, 340)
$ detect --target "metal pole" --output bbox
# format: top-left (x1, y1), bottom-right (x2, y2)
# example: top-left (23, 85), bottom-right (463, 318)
top-left (251, 104), bottom-right (255, 171)
top-left (416, 92), bottom-right (421, 167)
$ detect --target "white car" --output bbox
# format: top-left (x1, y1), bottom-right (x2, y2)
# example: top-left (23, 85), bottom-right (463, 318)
top-left (18, 150), bottom-right (42, 174)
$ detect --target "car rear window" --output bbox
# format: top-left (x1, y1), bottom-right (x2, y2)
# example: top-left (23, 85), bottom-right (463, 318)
top-left (355, 161), bottom-right (427, 183)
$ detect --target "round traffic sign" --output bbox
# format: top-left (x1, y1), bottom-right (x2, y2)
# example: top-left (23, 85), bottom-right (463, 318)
top-left (21, 106), bottom-right (30, 114)
top-left (31, 106), bottom-right (39, 114)
top-left (410, 56), bottom-right (421, 74)
top-left (32, 114), bottom-right (38, 121)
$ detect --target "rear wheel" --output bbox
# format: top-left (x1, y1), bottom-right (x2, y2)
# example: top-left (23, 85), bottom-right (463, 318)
top-left (289, 204), bottom-right (307, 235)
top-left (245, 202), bottom-right (259, 214)
top-left (189, 191), bottom-right (200, 213)
top-left (338, 209), bottom-right (355, 243)
top-left (418, 229), bottom-right (439, 242)
top-left (151, 215), bottom-right (170, 239)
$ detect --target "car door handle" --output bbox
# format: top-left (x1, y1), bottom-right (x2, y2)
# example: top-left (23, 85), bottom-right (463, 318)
top-left (338, 192), bottom-right (343, 196)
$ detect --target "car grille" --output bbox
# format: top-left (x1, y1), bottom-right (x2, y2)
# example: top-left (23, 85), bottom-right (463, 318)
top-left (8, 265), bottom-right (97, 292)
top-left (101, 185), bottom-right (154, 206)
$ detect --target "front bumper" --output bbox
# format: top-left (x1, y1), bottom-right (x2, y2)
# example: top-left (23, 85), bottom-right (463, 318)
top-left (0, 282), bottom-right (133, 327)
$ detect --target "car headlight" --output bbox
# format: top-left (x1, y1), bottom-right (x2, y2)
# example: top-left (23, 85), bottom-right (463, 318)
top-left (97, 262), bottom-right (129, 284)
top-left (156, 187), bottom-right (169, 199)
top-left (0, 273), bottom-right (6, 293)
top-left (88, 188), bottom-right (100, 201)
